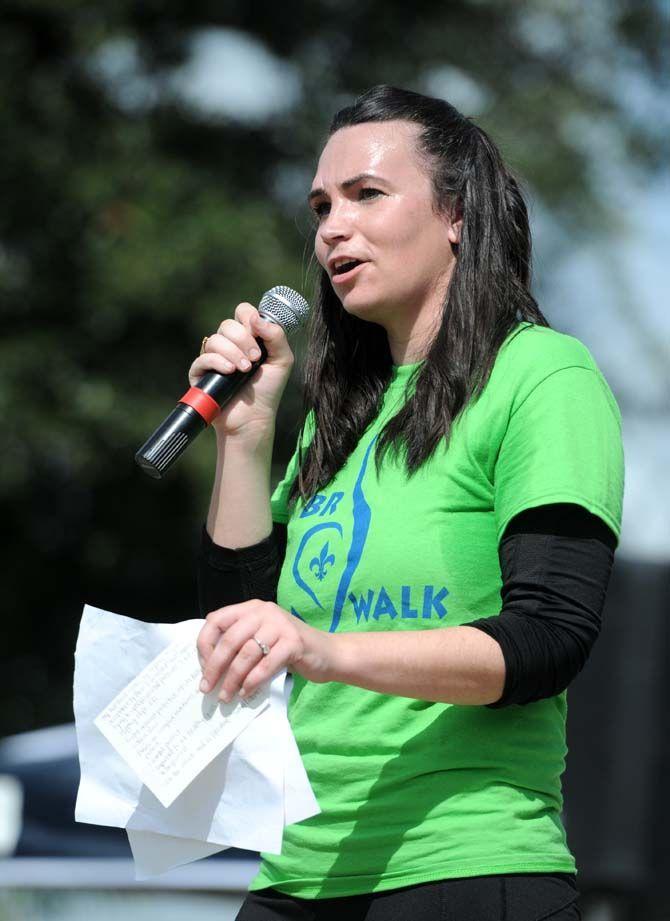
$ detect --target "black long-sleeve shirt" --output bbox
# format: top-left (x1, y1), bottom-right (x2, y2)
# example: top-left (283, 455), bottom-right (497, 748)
top-left (197, 502), bottom-right (616, 707)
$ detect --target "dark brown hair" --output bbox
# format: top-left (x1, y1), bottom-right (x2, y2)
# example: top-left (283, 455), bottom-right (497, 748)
top-left (288, 84), bottom-right (550, 508)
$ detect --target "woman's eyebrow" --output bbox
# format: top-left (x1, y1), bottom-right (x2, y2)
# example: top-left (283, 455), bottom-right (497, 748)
top-left (307, 172), bottom-right (387, 205)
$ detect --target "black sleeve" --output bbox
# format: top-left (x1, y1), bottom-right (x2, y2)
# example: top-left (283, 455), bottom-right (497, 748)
top-left (197, 522), bottom-right (288, 619)
top-left (467, 502), bottom-right (617, 708)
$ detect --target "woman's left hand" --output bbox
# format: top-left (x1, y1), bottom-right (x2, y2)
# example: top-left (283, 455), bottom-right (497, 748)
top-left (196, 601), bottom-right (333, 701)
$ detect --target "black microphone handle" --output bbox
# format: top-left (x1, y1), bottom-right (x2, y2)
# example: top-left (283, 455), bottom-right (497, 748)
top-left (195, 334), bottom-right (269, 406)
top-left (135, 333), bottom-right (270, 479)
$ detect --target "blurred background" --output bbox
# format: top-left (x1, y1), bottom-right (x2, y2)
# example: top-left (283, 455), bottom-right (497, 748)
top-left (1, 1), bottom-right (668, 919)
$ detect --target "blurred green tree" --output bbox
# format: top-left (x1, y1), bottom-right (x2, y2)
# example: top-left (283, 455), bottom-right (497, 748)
top-left (0, 1), bottom-right (666, 735)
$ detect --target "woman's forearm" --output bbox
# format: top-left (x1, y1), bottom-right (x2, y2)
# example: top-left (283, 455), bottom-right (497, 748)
top-left (325, 626), bottom-right (506, 706)
top-left (206, 426), bottom-right (275, 549)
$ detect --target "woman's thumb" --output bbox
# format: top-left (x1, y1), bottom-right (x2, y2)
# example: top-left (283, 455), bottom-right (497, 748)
top-left (251, 310), bottom-right (291, 360)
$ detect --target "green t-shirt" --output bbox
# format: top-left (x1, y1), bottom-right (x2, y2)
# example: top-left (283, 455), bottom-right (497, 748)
top-left (250, 321), bottom-right (625, 898)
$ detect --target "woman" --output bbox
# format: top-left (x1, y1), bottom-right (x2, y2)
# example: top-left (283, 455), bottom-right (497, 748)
top-left (191, 85), bottom-right (624, 920)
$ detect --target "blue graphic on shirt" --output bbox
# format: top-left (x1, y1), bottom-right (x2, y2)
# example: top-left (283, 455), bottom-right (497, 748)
top-left (288, 433), bottom-right (449, 630)
top-left (292, 436), bottom-right (376, 632)
top-left (310, 542), bottom-right (336, 581)
top-left (348, 585), bottom-right (449, 622)
top-left (328, 435), bottom-right (376, 631)
top-left (292, 521), bottom-right (344, 613)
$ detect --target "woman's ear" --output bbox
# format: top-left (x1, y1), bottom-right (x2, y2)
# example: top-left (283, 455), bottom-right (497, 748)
top-left (447, 199), bottom-right (463, 245)
top-left (447, 218), bottom-right (462, 246)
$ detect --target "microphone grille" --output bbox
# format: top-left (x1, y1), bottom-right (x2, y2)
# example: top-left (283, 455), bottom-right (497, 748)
top-left (258, 286), bottom-right (309, 334)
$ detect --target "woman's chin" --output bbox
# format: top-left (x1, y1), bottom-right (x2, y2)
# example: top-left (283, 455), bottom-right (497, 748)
top-left (337, 290), bottom-right (385, 321)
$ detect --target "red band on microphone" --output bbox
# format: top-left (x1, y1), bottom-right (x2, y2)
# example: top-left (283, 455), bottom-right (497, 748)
top-left (178, 387), bottom-right (221, 425)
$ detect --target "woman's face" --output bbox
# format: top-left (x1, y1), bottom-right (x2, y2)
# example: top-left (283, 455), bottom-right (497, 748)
top-left (309, 120), bottom-right (460, 351)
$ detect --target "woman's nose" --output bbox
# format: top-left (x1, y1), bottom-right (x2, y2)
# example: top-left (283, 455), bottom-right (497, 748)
top-left (318, 201), bottom-right (354, 244)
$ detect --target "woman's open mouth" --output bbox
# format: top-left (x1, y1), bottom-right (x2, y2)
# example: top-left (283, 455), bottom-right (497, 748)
top-left (332, 260), bottom-right (367, 284)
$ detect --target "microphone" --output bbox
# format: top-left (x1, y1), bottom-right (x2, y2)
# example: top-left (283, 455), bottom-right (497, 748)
top-left (135, 285), bottom-right (309, 479)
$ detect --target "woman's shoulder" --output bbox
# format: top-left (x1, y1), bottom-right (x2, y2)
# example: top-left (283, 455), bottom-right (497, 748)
top-left (491, 321), bottom-right (620, 422)
top-left (499, 321), bottom-right (597, 376)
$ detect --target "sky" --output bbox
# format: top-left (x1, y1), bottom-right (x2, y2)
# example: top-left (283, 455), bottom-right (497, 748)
top-left (88, 25), bottom-right (670, 563)
top-left (536, 175), bottom-right (670, 563)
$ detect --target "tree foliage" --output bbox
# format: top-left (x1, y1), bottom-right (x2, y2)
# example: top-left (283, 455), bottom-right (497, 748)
top-left (0, 0), bottom-right (666, 735)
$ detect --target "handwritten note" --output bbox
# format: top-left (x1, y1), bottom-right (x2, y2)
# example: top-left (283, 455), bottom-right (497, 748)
top-left (94, 636), bottom-right (269, 808)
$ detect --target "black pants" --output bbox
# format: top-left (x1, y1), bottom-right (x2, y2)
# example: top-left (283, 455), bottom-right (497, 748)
top-left (236, 872), bottom-right (581, 921)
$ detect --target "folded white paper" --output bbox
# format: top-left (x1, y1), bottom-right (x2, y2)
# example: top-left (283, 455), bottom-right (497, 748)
top-left (74, 604), bottom-right (320, 879)
top-left (94, 634), bottom-right (270, 808)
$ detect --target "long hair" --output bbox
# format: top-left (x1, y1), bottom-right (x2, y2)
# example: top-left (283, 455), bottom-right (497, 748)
top-left (287, 84), bottom-right (550, 509)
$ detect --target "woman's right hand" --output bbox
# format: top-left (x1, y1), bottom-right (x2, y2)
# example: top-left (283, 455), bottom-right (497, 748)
top-left (188, 302), bottom-right (295, 440)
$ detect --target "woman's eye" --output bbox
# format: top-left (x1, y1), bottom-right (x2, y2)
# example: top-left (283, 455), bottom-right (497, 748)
top-left (310, 188), bottom-right (383, 222)
top-left (359, 187), bottom-right (382, 200)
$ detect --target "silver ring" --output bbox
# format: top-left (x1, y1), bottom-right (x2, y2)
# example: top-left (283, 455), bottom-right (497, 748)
top-left (252, 636), bottom-right (271, 656)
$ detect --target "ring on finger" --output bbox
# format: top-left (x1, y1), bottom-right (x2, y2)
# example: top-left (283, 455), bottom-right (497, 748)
top-left (252, 636), bottom-right (271, 657)
top-left (200, 335), bottom-right (209, 355)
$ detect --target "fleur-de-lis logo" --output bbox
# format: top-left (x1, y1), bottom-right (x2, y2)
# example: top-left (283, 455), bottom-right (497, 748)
top-left (309, 541), bottom-right (336, 582)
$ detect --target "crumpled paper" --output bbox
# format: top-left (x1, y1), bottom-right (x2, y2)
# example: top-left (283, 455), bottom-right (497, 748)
top-left (73, 604), bottom-right (320, 878)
